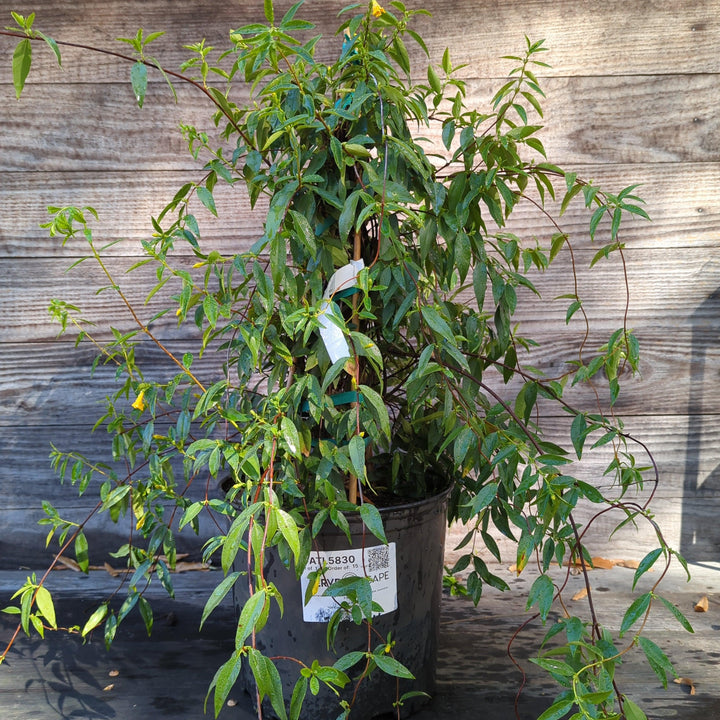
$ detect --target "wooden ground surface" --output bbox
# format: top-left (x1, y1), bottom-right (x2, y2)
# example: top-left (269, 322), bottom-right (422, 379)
top-left (2, 0), bottom-right (720, 571)
top-left (1, 561), bottom-right (718, 720)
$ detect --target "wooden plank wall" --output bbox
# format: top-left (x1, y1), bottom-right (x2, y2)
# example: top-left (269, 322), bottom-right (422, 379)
top-left (1, 0), bottom-right (718, 568)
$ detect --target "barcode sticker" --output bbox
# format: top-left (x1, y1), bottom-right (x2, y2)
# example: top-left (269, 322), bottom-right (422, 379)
top-left (299, 542), bottom-right (397, 623)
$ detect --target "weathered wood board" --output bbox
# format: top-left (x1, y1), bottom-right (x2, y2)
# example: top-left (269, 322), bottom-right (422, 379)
top-left (1, 0), bottom-right (719, 571)
top-left (1, 562), bottom-right (719, 720)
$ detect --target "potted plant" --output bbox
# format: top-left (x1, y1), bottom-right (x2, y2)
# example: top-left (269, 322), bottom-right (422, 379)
top-left (1, 2), bottom-right (693, 719)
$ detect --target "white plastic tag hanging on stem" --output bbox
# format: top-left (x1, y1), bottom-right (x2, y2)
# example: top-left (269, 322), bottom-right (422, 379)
top-left (318, 259), bottom-right (365, 364)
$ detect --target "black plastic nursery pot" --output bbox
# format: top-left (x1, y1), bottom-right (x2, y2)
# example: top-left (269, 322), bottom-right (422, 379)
top-left (234, 488), bottom-right (451, 720)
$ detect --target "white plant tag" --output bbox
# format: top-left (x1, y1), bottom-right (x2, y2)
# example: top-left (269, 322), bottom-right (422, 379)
top-left (317, 259), bottom-right (364, 364)
top-left (300, 542), bottom-right (397, 623)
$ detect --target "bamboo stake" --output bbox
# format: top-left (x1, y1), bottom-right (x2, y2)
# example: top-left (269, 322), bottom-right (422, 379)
top-left (348, 228), bottom-right (363, 505)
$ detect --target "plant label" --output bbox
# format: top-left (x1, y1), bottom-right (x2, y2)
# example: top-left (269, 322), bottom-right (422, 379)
top-left (300, 542), bottom-right (397, 622)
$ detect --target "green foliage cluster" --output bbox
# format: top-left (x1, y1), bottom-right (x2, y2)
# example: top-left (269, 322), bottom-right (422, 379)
top-left (1, 2), bottom-right (690, 719)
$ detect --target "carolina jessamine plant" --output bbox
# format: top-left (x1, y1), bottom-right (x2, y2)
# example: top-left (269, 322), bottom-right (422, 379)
top-left (1, 2), bottom-right (692, 719)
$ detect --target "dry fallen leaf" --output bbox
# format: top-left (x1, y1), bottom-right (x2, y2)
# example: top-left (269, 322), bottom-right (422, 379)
top-left (674, 677), bottom-right (696, 695)
top-left (590, 557), bottom-right (616, 570)
top-left (55, 555), bottom-right (81, 571)
top-left (694, 596), bottom-right (709, 612)
top-left (103, 684), bottom-right (115, 692)
top-left (226, 699), bottom-right (237, 707)
top-left (174, 561), bottom-right (210, 573)
top-left (108, 670), bottom-right (119, 678)
top-left (614, 559), bottom-right (640, 570)
top-left (572, 587), bottom-right (589, 601)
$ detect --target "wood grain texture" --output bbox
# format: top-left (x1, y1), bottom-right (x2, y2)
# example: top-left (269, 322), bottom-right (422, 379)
top-left (2, 73), bottom-right (718, 172)
top-left (1, 0), bottom-right (719, 563)
top-left (1, 163), bottom-right (718, 257)
top-left (1, 0), bottom-right (718, 81)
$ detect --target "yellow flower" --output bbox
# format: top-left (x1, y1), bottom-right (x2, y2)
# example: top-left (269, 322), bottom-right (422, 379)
top-left (371, 0), bottom-right (385, 17)
top-left (131, 389), bottom-right (146, 412)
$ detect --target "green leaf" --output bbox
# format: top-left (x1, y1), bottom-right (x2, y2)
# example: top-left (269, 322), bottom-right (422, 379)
top-left (657, 595), bottom-right (694, 634)
top-left (469, 482), bottom-right (498, 514)
top-left (249, 648), bottom-right (287, 720)
top-left (570, 413), bottom-right (587, 459)
top-left (348, 434), bottom-right (367, 482)
top-left (12, 38), bottom-right (32, 99)
top-left (37, 31), bottom-right (62, 67)
top-left (74, 531), bottom-right (89, 573)
top-left (373, 653), bottom-right (414, 679)
top-left (473, 262), bottom-right (487, 311)
top-left (81, 603), bottom-right (109, 637)
top-left (275, 507), bottom-right (301, 564)
top-left (266, 180), bottom-right (298, 239)
top-left (209, 649), bottom-right (243, 718)
top-left (537, 697), bottom-right (574, 720)
top-left (359, 503), bottom-right (386, 544)
top-left (622, 698), bottom-right (648, 720)
top-left (200, 572), bottom-right (240, 629)
top-left (620, 592), bottom-right (652, 636)
top-left (280, 416), bottom-right (301, 458)
top-left (237, 589), bottom-right (267, 645)
top-left (130, 61), bottom-right (147, 108)
top-left (358, 384), bottom-right (391, 442)
top-left (427, 65), bottom-right (442, 94)
top-left (632, 548), bottom-right (663, 590)
top-left (565, 300), bottom-right (582, 324)
top-left (264, 0), bottom-right (274, 23)
top-left (289, 677), bottom-right (308, 720)
top-left (527, 573), bottom-right (554, 622)
top-left (421, 305), bottom-right (453, 341)
top-left (34, 586), bottom-right (56, 629)
top-left (338, 189), bottom-right (361, 243)
top-left (138, 596), bottom-right (153, 635)
top-left (638, 636), bottom-right (675, 689)
top-left (196, 186), bottom-right (218, 217)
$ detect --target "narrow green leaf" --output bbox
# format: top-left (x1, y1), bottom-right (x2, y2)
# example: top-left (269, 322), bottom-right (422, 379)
top-left (428, 65), bottom-right (442, 94)
top-left (130, 61), bottom-right (147, 108)
top-left (275, 507), bottom-right (300, 564)
top-left (237, 589), bottom-right (267, 645)
top-left (638, 636), bottom-right (675, 688)
top-left (469, 482), bottom-right (498, 514)
top-left (570, 413), bottom-right (587, 459)
top-left (196, 186), bottom-right (218, 217)
top-left (289, 677), bottom-right (308, 720)
top-left (632, 548), bottom-right (663, 590)
top-left (264, 0), bottom-right (274, 23)
top-left (657, 595), bottom-right (694, 633)
top-left (527, 573), bottom-right (554, 622)
top-left (536, 698), bottom-right (574, 720)
top-left (373, 653), bottom-right (414, 679)
top-left (34, 586), bottom-right (56, 629)
top-left (138, 596), bottom-right (153, 635)
top-left (348, 434), bottom-right (367, 482)
top-left (622, 698), bottom-right (648, 720)
top-left (280, 416), bottom-right (301, 458)
top-left (359, 503), bottom-right (386, 544)
top-left (74, 531), bottom-right (89, 573)
top-left (265, 180), bottom-right (298, 239)
top-left (620, 592), bottom-right (652, 636)
top-left (249, 648), bottom-right (288, 720)
top-left (358, 384), bottom-right (391, 442)
top-left (12, 38), bottom-right (32, 99)
top-left (421, 305), bottom-right (453, 341)
top-left (200, 572), bottom-right (240, 629)
top-left (209, 649), bottom-right (243, 718)
top-left (81, 603), bottom-right (109, 637)
top-left (338, 189), bottom-right (361, 243)
top-left (37, 31), bottom-right (62, 67)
